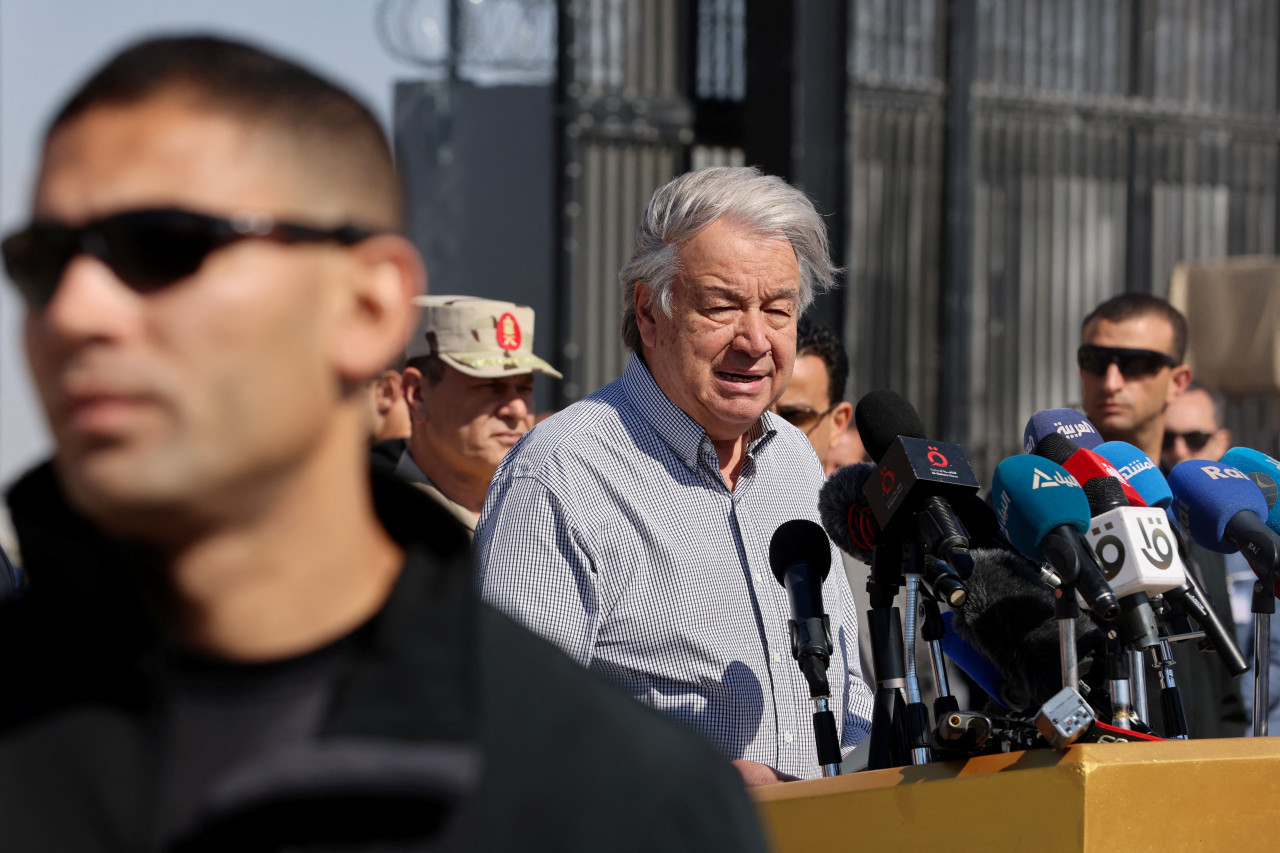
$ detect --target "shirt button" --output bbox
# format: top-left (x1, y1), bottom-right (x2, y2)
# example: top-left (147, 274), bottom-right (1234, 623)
top-left (784, 731), bottom-right (793, 745)
top-left (752, 570), bottom-right (762, 583)
top-left (771, 650), bottom-right (781, 664)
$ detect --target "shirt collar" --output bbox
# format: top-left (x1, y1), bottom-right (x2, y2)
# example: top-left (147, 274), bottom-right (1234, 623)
top-left (620, 354), bottom-right (778, 473)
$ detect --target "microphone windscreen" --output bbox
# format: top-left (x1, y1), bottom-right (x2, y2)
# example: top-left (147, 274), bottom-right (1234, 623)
top-left (948, 547), bottom-right (1104, 710)
top-left (1033, 432), bottom-right (1076, 465)
top-left (1168, 460), bottom-right (1270, 553)
top-left (1095, 441), bottom-right (1171, 508)
top-left (991, 455), bottom-right (1090, 560)
top-left (818, 462), bottom-right (879, 561)
top-left (854, 389), bottom-right (926, 462)
top-left (1221, 447), bottom-right (1280, 533)
top-left (1023, 409), bottom-right (1103, 453)
top-left (1049, 443), bottom-right (1148, 508)
top-left (1081, 476), bottom-right (1127, 516)
top-left (768, 519), bottom-right (832, 584)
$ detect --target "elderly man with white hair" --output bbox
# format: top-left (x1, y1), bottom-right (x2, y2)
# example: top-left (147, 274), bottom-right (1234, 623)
top-left (476, 166), bottom-right (873, 786)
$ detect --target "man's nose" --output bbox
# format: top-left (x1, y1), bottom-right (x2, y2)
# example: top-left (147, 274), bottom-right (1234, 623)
top-left (732, 309), bottom-right (769, 357)
top-left (498, 392), bottom-right (531, 420)
top-left (32, 255), bottom-right (138, 348)
top-left (1101, 362), bottom-right (1126, 392)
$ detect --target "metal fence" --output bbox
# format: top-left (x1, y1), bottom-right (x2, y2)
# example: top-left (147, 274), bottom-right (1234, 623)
top-left (845, 0), bottom-right (1280, 476)
top-left (391, 0), bottom-right (1280, 468)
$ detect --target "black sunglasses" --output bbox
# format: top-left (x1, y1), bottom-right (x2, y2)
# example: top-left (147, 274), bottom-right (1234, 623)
top-left (775, 403), bottom-right (837, 434)
top-left (1, 207), bottom-right (380, 308)
top-left (1162, 429), bottom-right (1217, 452)
top-left (1077, 344), bottom-right (1179, 378)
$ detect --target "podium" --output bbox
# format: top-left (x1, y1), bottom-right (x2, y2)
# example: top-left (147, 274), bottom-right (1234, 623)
top-left (752, 739), bottom-right (1280, 851)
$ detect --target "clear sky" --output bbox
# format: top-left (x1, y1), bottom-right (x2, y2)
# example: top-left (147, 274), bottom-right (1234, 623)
top-left (0, 0), bottom-right (429, 486)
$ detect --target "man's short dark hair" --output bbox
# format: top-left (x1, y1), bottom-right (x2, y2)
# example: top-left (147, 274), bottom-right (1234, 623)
top-left (1081, 294), bottom-right (1188, 363)
top-left (796, 319), bottom-right (849, 407)
top-left (406, 354), bottom-right (446, 387)
top-left (48, 34), bottom-right (402, 227)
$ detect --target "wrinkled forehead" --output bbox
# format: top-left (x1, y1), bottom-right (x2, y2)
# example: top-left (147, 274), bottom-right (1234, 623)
top-left (35, 94), bottom-right (306, 223)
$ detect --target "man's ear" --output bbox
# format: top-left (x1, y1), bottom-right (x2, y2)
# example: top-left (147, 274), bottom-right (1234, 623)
top-left (332, 234), bottom-right (426, 384)
top-left (634, 281), bottom-right (659, 350)
top-left (1168, 364), bottom-right (1193, 404)
top-left (829, 401), bottom-right (853, 443)
top-left (402, 366), bottom-right (429, 423)
top-left (1207, 427), bottom-right (1232, 461)
top-left (373, 370), bottom-right (404, 416)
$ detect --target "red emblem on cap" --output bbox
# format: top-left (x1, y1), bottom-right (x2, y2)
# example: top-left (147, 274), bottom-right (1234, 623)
top-left (496, 312), bottom-right (521, 351)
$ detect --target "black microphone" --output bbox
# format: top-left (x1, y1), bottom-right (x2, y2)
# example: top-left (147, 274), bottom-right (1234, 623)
top-left (769, 519), bottom-right (835, 691)
top-left (768, 519), bottom-right (841, 776)
top-left (855, 390), bottom-right (978, 606)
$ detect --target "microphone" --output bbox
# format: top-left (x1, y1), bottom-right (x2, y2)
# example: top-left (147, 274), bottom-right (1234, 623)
top-left (1080, 476), bottom-right (1180, 650)
top-left (769, 519), bottom-right (842, 776)
top-left (1220, 447), bottom-right (1280, 599)
top-left (991, 455), bottom-right (1121, 620)
top-left (769, 519), bottom-right (835, 685)
top-left (1168, 460), bottom-right (1280, 576)
top-left (1097, 442), bottom-right (1249, 675)
top-left (1094, 441), bottom-right (1172, 507)
top-left (1033, 432), bottom-right (1146, 508)
top-left (945, 546), bottom-right (1107, 711)
top-left (819, 461), bottom-right (1009, 565)
top-left (1023, 408), bottom-right (1104, 453)
top-left (855, 390), bottom-right (978, 605)
top-left (818, 462), bottom-right (880, 562)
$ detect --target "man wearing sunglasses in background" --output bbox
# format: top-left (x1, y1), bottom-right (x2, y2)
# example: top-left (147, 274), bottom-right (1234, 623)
top-left (1160, 383), bottom-right (1280, 735)
top-left (0, 35), bottom-right (766, 851)
top-left (1076, 294), bottom-right (1247, 740)
top-left (1160, 381), bottom-right (1232, 471)
top-left (772, 318), bottom-right (855, 471)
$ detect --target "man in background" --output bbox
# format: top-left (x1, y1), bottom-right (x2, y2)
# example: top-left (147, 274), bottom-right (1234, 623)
top-left (772, 318), bottom-right (853, 470)
top-left (1078, 293), bottom-right (1191, 463)
top-left (1077, 295), bottom-right (1245, 739)
top-left (396, 295), bottom-right (560, 533)
top-left (1161, 384), bottom-right (1279, 734)
top-left (0, 35), bottom-right (767, 850)
top-left (1160, 381), bottom-right (1232, 471)
top-left (367, 355), bottom-right (411, 473)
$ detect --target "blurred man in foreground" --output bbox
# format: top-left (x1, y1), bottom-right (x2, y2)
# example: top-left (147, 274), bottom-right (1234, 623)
top-left (0, 36), bottom-right (766, 851)
top-left (477, 166), bottom-right (874, 786)
top-left (397, 295), bottom-right (559, 533)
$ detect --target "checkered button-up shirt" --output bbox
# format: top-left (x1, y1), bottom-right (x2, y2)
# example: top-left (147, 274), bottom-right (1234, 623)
top-left (475, 355), bottom-right (873, 779)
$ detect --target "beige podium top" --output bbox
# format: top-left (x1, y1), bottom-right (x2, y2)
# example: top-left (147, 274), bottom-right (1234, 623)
top-left (752, 739), bottom-right (1280, 852)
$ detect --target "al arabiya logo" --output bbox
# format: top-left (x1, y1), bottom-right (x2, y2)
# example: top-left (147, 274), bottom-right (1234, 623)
top-left (1055, 420), bottom-right (1097, 442)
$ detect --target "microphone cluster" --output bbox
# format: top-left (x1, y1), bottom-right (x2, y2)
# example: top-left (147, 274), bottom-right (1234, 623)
top-left (774, 394), bottom-right (1280, 770)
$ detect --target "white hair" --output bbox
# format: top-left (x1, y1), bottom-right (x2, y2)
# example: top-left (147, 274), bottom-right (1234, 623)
top-left (619, 166), bottom-right (839, 352)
